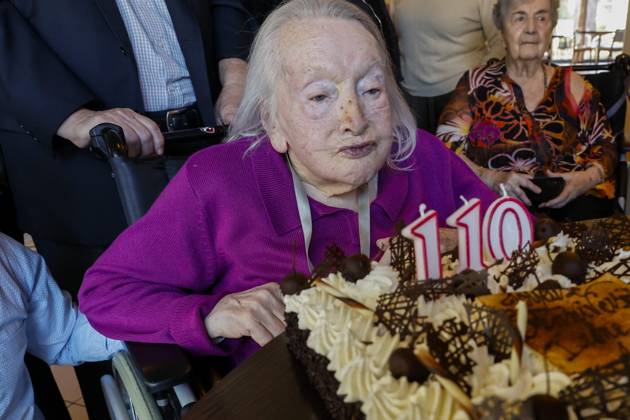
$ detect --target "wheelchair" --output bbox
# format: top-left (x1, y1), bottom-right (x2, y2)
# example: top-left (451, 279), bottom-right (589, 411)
top-left (89, 123), bottom-right (227, 420)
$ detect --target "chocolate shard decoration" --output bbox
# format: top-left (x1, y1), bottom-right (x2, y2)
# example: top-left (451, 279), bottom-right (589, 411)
top-left (475, 396), bottom-right (528, 420)
top-left (464, 304), bottom-right (517, 363)
top-left (559, 353), bottom-right (630, 420)
top-left (495, 245), bottom-right (540, 291)
top-left (375, 282), bottom-right (427, 340)
top-left (575, 223), bottom-right (620, 266)
top-left (389, 222), bottom-right (416, 283)
top-left (310, 244), bottom-right (346, 284)
top-left (600, 216), bottom-right (630, 249)
top-left (450, 269), bottom-right (491, 298)
top-left (425, 319), bottom-right (475, 394)
top-left (560, 221), bottom-right (588, 239)
top-left (592, 256), bottom-right (630, 279)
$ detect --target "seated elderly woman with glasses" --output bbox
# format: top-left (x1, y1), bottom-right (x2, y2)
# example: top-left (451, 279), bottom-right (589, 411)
top-left (437, 0), bottom-right (617, 221)
top-left (79, 0), bottom-right (497, 365)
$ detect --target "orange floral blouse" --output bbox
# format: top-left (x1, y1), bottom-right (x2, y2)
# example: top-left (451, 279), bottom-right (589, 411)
top-left (436, 59), bottom-right (617, 199)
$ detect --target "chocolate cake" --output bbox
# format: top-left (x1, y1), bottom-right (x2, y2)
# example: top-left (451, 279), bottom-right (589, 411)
top-left (283, 218), bottom-right (630, 419)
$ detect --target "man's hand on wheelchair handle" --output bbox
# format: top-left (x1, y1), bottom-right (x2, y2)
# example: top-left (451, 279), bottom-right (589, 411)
top-left (57, 108), bottom-right (165, 157)
top-left (204, 283), bottom-right (286, 347)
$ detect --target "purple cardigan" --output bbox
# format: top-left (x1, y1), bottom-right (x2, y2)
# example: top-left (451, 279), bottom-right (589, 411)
top-left (79, 130), bottom-right (498, 364)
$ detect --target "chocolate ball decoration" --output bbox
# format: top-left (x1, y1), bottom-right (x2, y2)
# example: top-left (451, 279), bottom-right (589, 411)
top-left (534, 218), bottom-right (561, 241)
top-left (340, 254), bottom-right (371, 283)
top-left (280, 272), bottom-right (309, 295)
top-left (524, 394), bottom-right (569, 420)
top-left (552, 251), bottom-right (587, 284)
top-left (388, 348), bottom-right (430, 383)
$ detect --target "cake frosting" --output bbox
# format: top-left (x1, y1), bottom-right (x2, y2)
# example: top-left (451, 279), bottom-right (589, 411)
top-left (284, 216), bottom-right (630, 419)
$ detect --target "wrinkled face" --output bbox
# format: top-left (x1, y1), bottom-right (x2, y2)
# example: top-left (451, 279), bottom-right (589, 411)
top-left (503, 0), bottom-right (553, 62)
top-left (266, 18), bottom-right (393, 196)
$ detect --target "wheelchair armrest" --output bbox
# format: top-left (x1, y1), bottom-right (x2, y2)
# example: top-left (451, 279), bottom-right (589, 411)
top-left (126, 341), bottom-right (192, 394)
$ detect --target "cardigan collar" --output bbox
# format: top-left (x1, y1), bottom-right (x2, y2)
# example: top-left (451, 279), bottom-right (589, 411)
top-left (251, 137), bottom-right (410, 236)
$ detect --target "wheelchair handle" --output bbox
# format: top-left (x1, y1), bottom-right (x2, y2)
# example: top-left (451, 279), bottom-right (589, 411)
top-left (89, 123), bottom-right (128, 158)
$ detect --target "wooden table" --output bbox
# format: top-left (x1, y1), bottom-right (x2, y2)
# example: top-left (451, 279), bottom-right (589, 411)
top-left (183, 334), bottom-right (329, 420)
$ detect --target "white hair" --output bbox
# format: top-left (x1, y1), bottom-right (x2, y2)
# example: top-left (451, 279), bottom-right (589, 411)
top-left (492, 0), bottom-right (560, 32)
top-left (227, 0), bottom-right (416, 168)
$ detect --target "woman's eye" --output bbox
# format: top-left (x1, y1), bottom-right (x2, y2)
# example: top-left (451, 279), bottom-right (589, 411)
top-left (364, 88), bottom-right (381, 96)
top-left (309, 94), bottom-right (328, 103)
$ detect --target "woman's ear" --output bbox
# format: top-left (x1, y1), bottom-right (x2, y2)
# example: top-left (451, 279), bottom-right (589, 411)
top-left (262, 106), bottom-right (288, 153)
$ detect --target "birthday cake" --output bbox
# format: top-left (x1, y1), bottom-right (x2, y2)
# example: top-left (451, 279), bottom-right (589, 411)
top-left (283, 216), bottom-right (630, 419)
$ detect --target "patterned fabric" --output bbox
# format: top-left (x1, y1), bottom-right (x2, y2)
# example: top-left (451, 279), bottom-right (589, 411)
top-left (115, 0), bottom-right (196, 111)
top-left (0, 234), bottom-right (123, 419)
top-left (437, 59), bottom-right (617, 199)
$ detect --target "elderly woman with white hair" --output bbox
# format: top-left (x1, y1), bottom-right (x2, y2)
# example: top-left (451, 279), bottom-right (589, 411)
top-left (79, 0), bottom-right (497, 365)
top-left (437, 0), bottom-right (617, 221)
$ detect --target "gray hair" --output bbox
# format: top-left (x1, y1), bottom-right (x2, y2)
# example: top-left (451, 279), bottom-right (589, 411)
top-left (492, 0), bottom-right (559, 32)
top-left (227, 0), bottom-right (416, 167)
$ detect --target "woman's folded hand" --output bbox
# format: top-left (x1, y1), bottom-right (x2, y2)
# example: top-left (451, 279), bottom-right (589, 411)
top-left (482, 169), bottom-right (541, 206)
top-left (539, 168), bottom-right (602, 209)
top-left (204, 283), bottom-right (286, 347)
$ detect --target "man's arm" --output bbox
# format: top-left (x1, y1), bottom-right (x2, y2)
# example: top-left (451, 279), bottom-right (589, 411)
top-left (0, 2), bottom-right (95, 150)
top-left (22, 244), bottom-right (124, 365)
top-left (479, 0), bottom-right (505, 62)
top-left (0, 3), bottom-right (164, 156)
top-left (215, 58), bottom-right (248, 124)
top-left (212, 0), bottom-right (251, 124)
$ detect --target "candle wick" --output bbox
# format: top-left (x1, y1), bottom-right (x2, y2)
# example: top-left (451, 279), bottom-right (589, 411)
top-left (459, 195), bottom-right (468, 206)
top-left (418, 204), bottom-right (427, 217)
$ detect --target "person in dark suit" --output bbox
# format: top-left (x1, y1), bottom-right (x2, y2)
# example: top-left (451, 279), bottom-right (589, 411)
top-left (242, 0), bottom-right (401, 81)
top-left (0, 1), bottom-right (250, 418)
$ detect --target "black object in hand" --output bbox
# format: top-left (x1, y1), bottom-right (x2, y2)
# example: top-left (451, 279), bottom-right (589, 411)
top-left (524, 176), bottom-right (565, 206)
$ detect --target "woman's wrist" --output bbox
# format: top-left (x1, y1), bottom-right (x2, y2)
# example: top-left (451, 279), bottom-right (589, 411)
top-left (479, 167), bottom-right (500, 191)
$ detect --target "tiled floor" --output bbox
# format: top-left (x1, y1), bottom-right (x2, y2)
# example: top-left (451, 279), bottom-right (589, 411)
top-left (27, 234), bottom-right (89, 420)
top-left (51, 365), bottom-right (89, 420)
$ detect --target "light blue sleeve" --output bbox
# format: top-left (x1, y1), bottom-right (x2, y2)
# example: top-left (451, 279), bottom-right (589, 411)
top-left (18, 241), bottom-right (125, 365)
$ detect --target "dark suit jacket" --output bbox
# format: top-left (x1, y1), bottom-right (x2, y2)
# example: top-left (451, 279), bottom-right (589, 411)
top-left (0, 0), bottom-right (250, 245)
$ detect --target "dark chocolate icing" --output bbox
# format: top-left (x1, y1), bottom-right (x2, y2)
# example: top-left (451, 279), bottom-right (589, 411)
top-left (388, 347), bottom-right (430, 383)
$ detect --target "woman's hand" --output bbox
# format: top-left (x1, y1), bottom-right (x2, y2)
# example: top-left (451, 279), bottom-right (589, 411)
top-left (539, 168), bottom-right (602, 209)
top-left (204, 283), bottom-right (286, 347)
top-left (481, 168), bottom-right (541, 206)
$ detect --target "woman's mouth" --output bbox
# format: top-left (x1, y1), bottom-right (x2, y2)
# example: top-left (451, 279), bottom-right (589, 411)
top-left (338, 141), bottom-right (377, 159)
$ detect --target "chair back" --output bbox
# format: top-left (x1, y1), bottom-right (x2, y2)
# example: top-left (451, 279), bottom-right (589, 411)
top-left (89, 124), bottom-right (226, 225)
top-left (576, 54), bottom-right (630, 137)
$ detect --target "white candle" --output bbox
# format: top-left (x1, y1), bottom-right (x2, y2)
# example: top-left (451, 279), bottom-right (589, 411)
top-left (402, 204), bottom-right (443, 281)
top-left (446, 196), bottom-right (487, 271)
top-left (482, 185), bottom-right (533, 261)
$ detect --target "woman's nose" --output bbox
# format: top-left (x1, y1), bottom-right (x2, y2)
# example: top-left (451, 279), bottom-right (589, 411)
top-left (339, 96), bottom-right (368, 135)
top-left (526, 17), bottom-right (536, 34)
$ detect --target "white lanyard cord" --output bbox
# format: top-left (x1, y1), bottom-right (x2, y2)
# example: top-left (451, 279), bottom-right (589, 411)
top-left (288, 157), bottom-right (372, 272)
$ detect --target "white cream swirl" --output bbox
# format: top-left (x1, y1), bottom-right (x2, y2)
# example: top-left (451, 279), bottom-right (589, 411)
top-left (361, 376), bottom-right (419, 420)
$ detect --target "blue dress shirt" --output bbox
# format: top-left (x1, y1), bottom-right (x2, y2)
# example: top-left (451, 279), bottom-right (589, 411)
top-left (114, 0), bottom-right (197, 111)
top-left (0, 234), bottom-right (124, 419)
